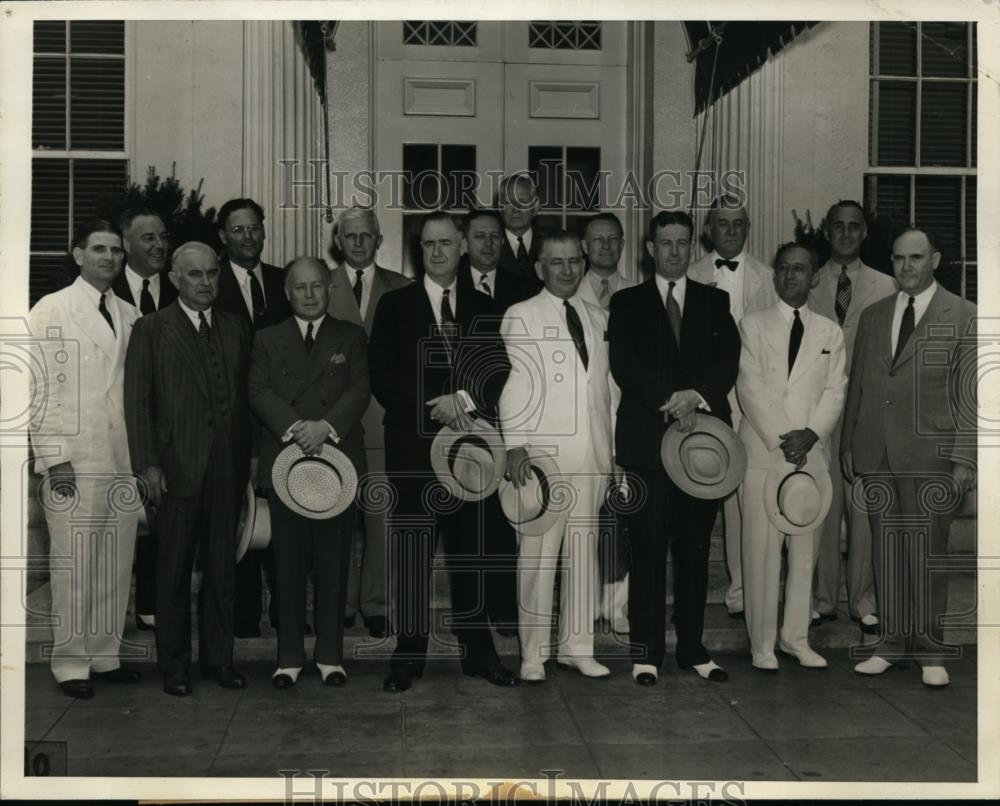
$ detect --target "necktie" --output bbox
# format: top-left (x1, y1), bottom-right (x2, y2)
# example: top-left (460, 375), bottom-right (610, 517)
top-left (353, 269), bottom-right (364, 308)
top-left (599, 278), bottom-right (610, 305)
top-left (249, 270), bottom-right (266, 321)
top-left (563, 300), bottom-right (589, 370)
top-left (665, 281), bottom-right (682, 346)
top-left (894, 296), bottom-right (916, 363)
top-left (835, 265), bottom-right (852, 325)
top-left (198, 311), bottom-right (211, 342)
top-left (98, 293), bottom-right (116, 335)
top-left (440, 288), bottom-right (456, 360)
top-left (139, 278), bottom-right (156, 315)
top-left (715, 258), bottom-right (738, 271)
top-left (304, 321), bottom-right (315, 353)
top-left (479, 273), bottom-right (492, 298)
top-left (788, 309), bottom-right (803, 376)
top-left (516, 235), bottom-right (528, 263)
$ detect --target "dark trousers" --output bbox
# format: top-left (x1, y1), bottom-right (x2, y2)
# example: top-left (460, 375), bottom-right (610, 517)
top-left (155, 436), bottom-right (239, 676)
top-left (388, 476), bottom-right (499, 672)
top-left (234, 544), bottom-right (277, 632)
top-left (625, 465), bottom-right (717, 668)
top-left (481, 491), bottom-right (519, 627)
top-left (267, 490), bottom-right (352, 668)
top-left (861, 457), bottom-right (959, 665)
top-left (134, 508), bottom-right (157, 616)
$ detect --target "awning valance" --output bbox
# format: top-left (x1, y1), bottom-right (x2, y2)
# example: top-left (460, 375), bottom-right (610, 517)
top-left (684, 21), bottom-right (820, 114)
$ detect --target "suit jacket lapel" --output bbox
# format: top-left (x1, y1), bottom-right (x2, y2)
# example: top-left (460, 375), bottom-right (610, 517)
top-left (788, 311), bottom-right (822, 385)
top-left (329, 265), bottom-right (364, 327)
top-left (893, 286), bottom-right (952, 368)
top-left (162, 303), bottom-right (211, 399)
top-left (69, 282), bottom-right (118, 365)
top-left (275, 317), bottom-right (311, 391)
top-left (300, 317), bottom-right (343, 392)
top-left (367, 266), bottom-right (394, 331)
top-left (219, 258), bottom-right (253, 328)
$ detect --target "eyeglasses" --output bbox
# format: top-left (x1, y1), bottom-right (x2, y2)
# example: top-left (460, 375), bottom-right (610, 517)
top-left (228, 225), bottom-right (263, 236)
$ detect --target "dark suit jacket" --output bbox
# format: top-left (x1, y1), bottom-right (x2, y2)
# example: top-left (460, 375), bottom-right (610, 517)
top-left (216, 256), bottom-right (291, 331)
top-left (248, 316), bottom-right (371, 488)
top-left (609, 277), bottom-right (741, 471)
top-left (124, 301), bottom-right (252, 497)
top-left (841, 285), bottom-right (976, 475)
top-left (368, 281), bottom-right (510, 475)
top-left (327, 263), bottom-right (411, 337)
top-left (459, 263), bottom-right (538, 314)
top-left (111, 267), bottom-right (177, 311)
top-left (498, 229), bottom-right (543, 288)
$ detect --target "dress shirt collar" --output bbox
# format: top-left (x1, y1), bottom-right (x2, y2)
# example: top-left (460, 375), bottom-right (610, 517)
top-left (776, 296), bottom-right (810, 326)
top-left (654, 273), bottom-right (687, 309)
top-left (894, 280), bottom-right (938, 319)
top-left (423, 274), bottom-right (458, 323)
top-left (344, 262), bottom-right (374, 280)
top-left (294, 314), bottom-right (325, 340)
top-left (125, 263), bottom-right (160, 297)
top-left (177, 297), bottom-right (211, 329)
top-left (505, 228), bottom-right (532, 255)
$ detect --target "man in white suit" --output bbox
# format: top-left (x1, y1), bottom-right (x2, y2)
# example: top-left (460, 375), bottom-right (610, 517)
top-left (809, 200), bottom-right (897, 633)
top-left (689, 196), bottom-right (777, 618)
top-left (29, 220), bottom-right (141, 699)
top-left (326, 207), bottom-right (411, 639)
top-left (736, 242), bottom-right (846, 670)
top-left (500, 231), bottom-right (614, 683)
top-left (578, 212), bottom-right (635, 633)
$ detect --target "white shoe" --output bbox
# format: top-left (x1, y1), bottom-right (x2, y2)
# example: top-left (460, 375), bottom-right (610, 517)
top-left (854, 656), bottom-right (893, 676)
top-left (520, 663), bottom-right (546, 683)
top-left (860, 614), bottom-right (879, 627)
top-left (921, 666), bottom-right (950, 688)
top-left (686, 660), bottom-right (728, 681)
top-left (752, 654), bottom-right (779, 671)
top-left (632, 663), bottom-right (658, 684)
top-left (556, 657), bottom-right (611, 678)
top-left (778, 642), bottom-right (828, 669)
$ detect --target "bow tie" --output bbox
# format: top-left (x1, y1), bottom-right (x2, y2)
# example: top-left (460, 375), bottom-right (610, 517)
top-left (715, 258), bottom-right (739, 271)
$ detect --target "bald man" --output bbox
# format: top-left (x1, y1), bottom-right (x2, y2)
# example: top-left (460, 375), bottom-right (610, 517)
top-left (125, 241), bottom-right (252, 696)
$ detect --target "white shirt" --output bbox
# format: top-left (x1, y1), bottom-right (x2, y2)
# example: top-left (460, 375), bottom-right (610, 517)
top-left (654, 273), bottom-right (688, 312)
top-left (505, 228), bottom-right (533, 258)
top-left (344, 263), bottom-right (375, 318)
top-left (422, 275), bottom-right (474, 412)
top-left (229, 260), bottom-right (266, 319)
top-left (177, 298), bottom-right (211, 331)
top-left (776, 297), bottom-right (812, 329)
top-left (890, 281), bottom-right (937, 356)
top-left (471, 266), bottom-right (498, 299)
top-left (78, 277), bottom-right (121, 336)
top-left (283, 314), bottom-right (339, 443)
top-left (124, 263), bottom-right (161, 310)
top-left (710, 250), bottom-right (747, 323)
top-left (586, 270), bottom-right (625, 308)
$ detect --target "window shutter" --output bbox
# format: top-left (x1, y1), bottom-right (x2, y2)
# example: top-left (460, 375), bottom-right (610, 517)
top-left (32, 57), bottom-right (67, 149)
top-left (920, 82), bottom-right (968, 167)
top-left (70, 58), bottom-right (125, 150)
top-left (70, 20), bottom-right (125, 55)
top-left (30, 159), bottom-right (70, 252)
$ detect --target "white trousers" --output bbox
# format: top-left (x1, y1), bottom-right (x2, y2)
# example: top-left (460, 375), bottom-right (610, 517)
top-left (723, 401), bottom-right (744, 613)
top-left (518, 471), bottom-right (602, 666)
top-left (43, 473), bottom-right (138, 682)
top-left (741, 468), bottom-right (814, 661)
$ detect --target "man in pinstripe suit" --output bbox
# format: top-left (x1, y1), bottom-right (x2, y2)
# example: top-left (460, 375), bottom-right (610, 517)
top-left (124, 242), bottom-right (252, 697)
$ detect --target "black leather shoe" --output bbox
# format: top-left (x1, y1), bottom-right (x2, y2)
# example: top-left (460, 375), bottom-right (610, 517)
top-left (344, 614), bottom-right (357, 629)
top-left (364, 615), bottom-right (387, 638)
top-left (322, 671), bottom-right (347, 687)
top-left (200, 664), bottom-right (248, 689)
top-left (271, 673), bottom-right (296, 690)
top-left (58, 679), bottom-right (94, 699)
top-left (383, 663), bottom-right (422, 693)
top-left (635, 672), bottom-right (657, 686)
top-left (462, 661), bottom-right (519, 687)
top-left (810, 612), bottom-right (838, 628)
top-left (92, 667), bottom-right (142, 684)
top-left (163, 674), bottom-right (192, 697)
top-left (727, 609), bottom-right (745, 620)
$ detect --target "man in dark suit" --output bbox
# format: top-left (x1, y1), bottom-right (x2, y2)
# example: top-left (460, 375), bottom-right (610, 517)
top-left (249, 257), bottom-right (370, 688)
top-left (458, 207), bottom-right (536, 635)
top-left (496, 173), bottom-right (543, 288)
top-left (326, 207), bottom-right (411, 639)
top-left (609, 210), bottom-right (740, 686)
top-left (112, 207), bottom-right (178, 632)
top-left (124, 241), bottom-right (252, 696)
top-left (214, 197), bottom-right (292, 638)
top-left (369, 211), bottom-right (519, 693)
top-left (842, 227), bottom-right (976, 689)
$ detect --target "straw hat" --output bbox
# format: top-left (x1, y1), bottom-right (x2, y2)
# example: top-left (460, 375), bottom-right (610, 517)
top-left (271, 443), bottom-right (358, 520)
top-left (236, 483), bottom-right (271, 562)
top-left (660, 414), bottom-right (747, 500)
top-left (763, 452), bottom-right (833, 535)
top-left (429, 422), bottom-right (507, 502)
top-left (498, 448), bottom-right (563, 537)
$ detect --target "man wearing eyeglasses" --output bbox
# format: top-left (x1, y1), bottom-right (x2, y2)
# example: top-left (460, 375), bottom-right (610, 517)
top-left (215, 197), bottom-right (292, 639)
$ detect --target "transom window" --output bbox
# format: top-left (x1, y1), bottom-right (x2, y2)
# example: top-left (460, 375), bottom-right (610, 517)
top-left (403, 21), bottom-right (477, 47)
top-left (529, 22), bottom-right (602, 51)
